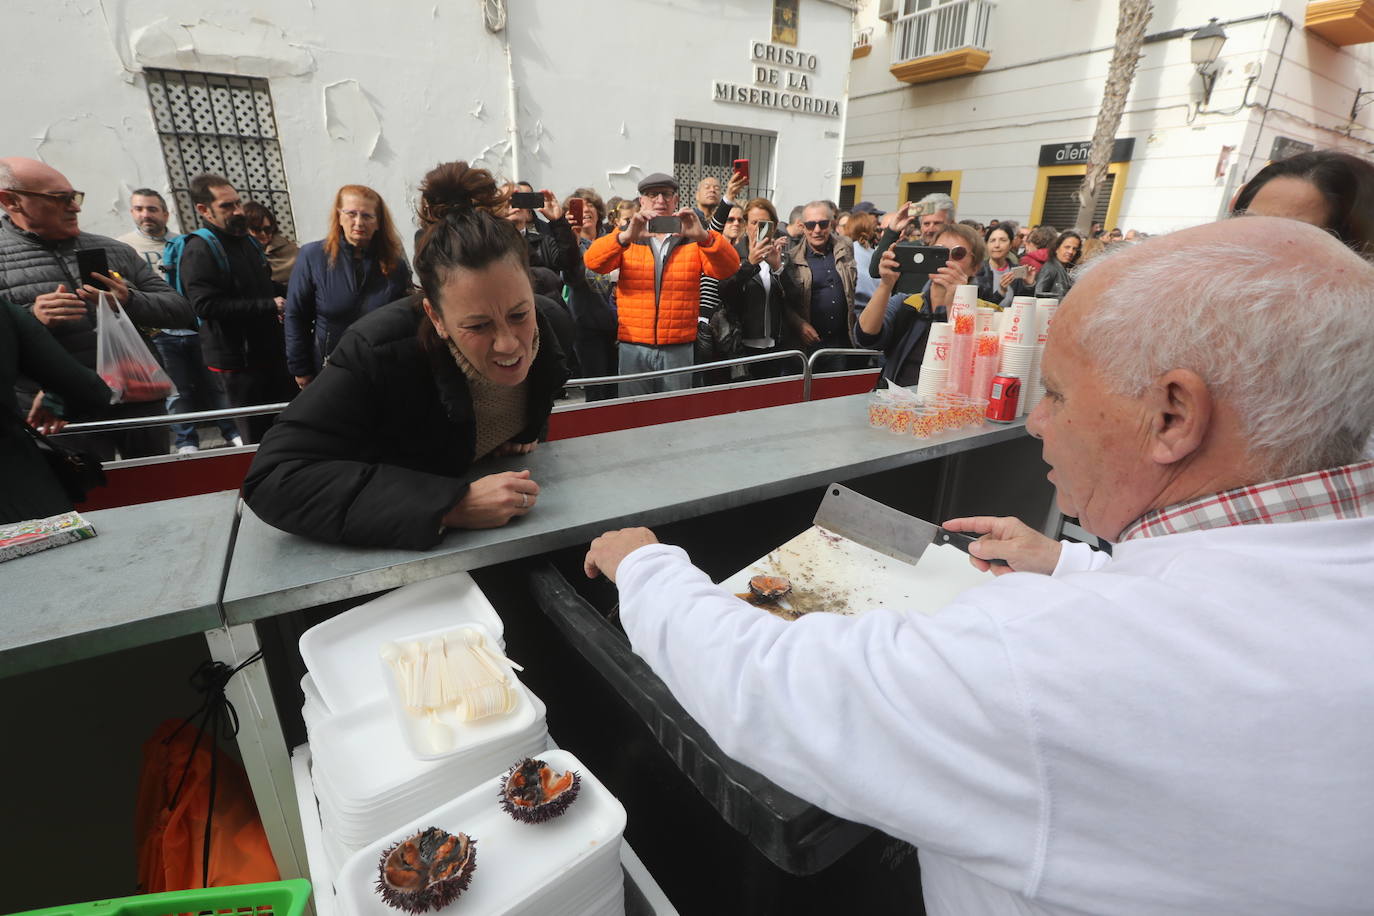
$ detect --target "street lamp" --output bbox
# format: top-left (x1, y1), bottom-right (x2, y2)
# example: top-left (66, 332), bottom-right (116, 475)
top-left (1191, 18), bottom-right (1227, 105)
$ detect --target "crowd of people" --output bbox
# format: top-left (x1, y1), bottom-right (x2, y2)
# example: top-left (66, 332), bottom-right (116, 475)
top-left (4, 148), bottom-right (1374, 526)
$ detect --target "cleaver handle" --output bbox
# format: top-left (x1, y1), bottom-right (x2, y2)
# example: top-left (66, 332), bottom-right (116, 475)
top-left (935, 528), bottom-right (1010, 567)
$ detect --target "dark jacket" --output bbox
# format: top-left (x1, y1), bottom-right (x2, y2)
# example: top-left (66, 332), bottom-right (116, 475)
top-left (1035, 257), bottom-right (1074, 299)
top-left (283, 239), bottom-right (413, 376)
top-left (720, 237), bottom-right (789, 349)
top-left (1, 302), bottom-right (111, 523)
top-left (524, 216), bottom-right (585, 284)
top-left (180, 224), bottom-right (283, 371)
top-left (0, 217), bottom-right (193, 372)
top-left (780, 233), bottom-right (857, 347)
top-left (243, 297), bottom-right (569, 550)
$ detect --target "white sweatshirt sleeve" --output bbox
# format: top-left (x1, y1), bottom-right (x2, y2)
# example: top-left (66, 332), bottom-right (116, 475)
top-left (616, 543), bottom-right (1046, 892)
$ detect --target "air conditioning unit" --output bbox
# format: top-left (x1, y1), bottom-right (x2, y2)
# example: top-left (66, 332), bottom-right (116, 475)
top-left (878, 0), bottom-right (899, 22)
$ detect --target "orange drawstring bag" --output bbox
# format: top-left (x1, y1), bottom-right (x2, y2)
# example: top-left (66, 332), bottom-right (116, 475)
top-left (134, 656), bottom-right (280, 891)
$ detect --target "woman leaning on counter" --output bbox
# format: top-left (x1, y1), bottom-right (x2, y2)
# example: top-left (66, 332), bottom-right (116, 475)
top-left (243, 162), bottom-right (569, 549)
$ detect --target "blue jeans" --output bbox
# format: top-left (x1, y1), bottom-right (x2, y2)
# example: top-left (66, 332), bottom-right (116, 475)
top-left (151, 332), bottom-right (238, 448)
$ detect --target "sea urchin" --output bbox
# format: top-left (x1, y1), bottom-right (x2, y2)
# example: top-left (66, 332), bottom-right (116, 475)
top-left (375, 826), bottom-right (476, 912)
top-left (499, 757), bottom-right (581, 824)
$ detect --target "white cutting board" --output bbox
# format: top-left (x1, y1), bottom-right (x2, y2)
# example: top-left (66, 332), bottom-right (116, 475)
top-left (719, 525), bottom-right (993, 619)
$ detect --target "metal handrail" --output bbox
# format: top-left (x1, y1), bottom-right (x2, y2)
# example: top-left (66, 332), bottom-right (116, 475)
top-left (54, 350), bottom-right (819, 435)
top-left (802, 348), bottom-right (883, 402)
top-left (564, 349), bottom-right (809, 390)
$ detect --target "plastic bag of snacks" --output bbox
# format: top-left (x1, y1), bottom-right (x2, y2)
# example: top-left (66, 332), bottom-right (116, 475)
top-left (95, 291), bottom-right (179, 404)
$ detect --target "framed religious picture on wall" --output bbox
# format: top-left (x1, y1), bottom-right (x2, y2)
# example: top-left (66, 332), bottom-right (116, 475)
top-left (772, 0), bottom-right (799, 45)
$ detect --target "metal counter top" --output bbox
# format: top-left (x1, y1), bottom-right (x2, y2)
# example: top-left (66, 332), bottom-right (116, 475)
top-left (0, 490), bottom-right (239, 677)
top-left (221, 394), bottom-right (1026, 624)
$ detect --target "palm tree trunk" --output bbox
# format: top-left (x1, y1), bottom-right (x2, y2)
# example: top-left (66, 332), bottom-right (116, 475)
top-left (1074, 0), bottom-right (1153, 232)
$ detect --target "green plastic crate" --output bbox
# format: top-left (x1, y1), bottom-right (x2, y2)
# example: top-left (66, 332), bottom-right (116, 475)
top-left (9, 879), bottom-right (312, 916)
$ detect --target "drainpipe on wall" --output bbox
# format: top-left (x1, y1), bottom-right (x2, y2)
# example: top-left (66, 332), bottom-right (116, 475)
top-left (483, 0), bottom-right (520, 181)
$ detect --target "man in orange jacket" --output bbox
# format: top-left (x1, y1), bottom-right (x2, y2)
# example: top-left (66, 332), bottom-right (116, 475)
top-left (585, 172), bottom-right (740, 396)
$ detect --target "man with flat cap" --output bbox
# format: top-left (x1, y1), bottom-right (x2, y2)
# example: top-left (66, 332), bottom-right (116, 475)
top-left (585, 215), bottom-right (1374, 914)
top-left (584, 172), bottom-right (739, 396)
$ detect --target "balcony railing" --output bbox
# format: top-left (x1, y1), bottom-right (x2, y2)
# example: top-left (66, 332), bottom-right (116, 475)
top-left (890, 0), bottom-right (995, 84)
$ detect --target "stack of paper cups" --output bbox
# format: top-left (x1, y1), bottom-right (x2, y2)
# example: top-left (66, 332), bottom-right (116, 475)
top-left (949, 285), bottom-right (979, 396)
top-left (971, 312), bottom-right (1001, 402)
top-left (915, 323), bottom-right (953, 400)
top-left (1024, 298), bottom-right (1059, 413)
top-left (999, 296), bottom-right (1039, 415)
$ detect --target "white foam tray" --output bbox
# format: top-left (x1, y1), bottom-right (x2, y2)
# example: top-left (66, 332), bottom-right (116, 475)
top-left (300, 571), bottom-right (505, 715)
top-left (336, 749), bottom-right (627, 916)
top-left (311, 691), bottom-right (548, 807)
top-left (720, 524), bottom-right (992, 618)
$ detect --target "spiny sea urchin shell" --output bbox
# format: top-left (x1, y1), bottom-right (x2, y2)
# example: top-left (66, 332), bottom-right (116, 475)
top-left (748, 574), bottom-right (792, 602)
top-left (499, 757), bottom-right (581, 824)
top-left (375, 826), bottom-right (476, 912)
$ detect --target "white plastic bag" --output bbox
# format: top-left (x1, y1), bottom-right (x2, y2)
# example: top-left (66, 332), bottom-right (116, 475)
top-left (94, 292), bottom-right (178, 404)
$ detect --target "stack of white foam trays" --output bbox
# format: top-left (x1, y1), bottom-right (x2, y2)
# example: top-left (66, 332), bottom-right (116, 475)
top-left (337, 747), bottom-right (627, 916)
top-left (298, 573), bottom-right (553, 882)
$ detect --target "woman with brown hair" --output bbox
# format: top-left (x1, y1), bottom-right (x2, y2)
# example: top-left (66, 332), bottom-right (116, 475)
top-left (245, 163), bottom-right (569, 548)
top-left (283, 184), bottom-right (412, 387)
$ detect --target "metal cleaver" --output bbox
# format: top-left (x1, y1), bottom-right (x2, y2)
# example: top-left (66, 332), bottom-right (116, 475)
top-left (813, 483), bottom-right (1009, 568)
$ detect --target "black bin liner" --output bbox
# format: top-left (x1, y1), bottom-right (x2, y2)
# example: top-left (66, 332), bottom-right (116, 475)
top-left (527, 562), bottom-right (871, 875)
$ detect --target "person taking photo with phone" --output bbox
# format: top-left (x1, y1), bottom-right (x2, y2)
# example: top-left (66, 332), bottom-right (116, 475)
top-left (583, 172), bottom-right (739, 396)
top-left (855, 222), bottom-right (998, 386)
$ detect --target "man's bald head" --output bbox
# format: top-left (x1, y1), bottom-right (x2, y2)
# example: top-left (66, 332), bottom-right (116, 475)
top-left (0, 156), bottom-right (81, 240)
top-left (1066, 216), bottom-right (1374, 477)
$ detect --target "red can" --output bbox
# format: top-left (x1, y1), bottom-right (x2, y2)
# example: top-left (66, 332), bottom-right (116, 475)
top-left (986, 375), bottom-right (1021, 422)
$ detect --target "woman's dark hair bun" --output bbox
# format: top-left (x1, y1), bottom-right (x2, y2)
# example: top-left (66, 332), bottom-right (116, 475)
top-left (418, 161), bottom-right (510, 225)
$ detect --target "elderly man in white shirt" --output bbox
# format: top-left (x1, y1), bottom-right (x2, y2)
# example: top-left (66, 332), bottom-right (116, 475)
top-left (584, 215), bottom-right (1374, 916)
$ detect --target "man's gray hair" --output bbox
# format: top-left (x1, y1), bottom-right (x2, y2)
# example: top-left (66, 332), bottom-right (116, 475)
top-left (803, 200), bottom-right (836, 218)
top-left (917, 193), bottom-right (956, 220)
top-left (0, 160), bottom-right (13, 189)
top-left (1075, 236), bottom-right (1374, 476)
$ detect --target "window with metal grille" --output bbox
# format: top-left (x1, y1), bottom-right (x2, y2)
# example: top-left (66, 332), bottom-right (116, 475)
top-left (1040, 173), bottom-right (1114, 231)
top-left (143, 68), bottom-right (296, 239)
top-left (838, 183), bottom-right (857, 209)
top-left (674, 123), bottom-right (777, 204)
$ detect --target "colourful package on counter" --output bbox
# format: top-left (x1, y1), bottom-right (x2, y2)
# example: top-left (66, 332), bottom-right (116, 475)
top-left (0, 511), bottom-right (98, 563)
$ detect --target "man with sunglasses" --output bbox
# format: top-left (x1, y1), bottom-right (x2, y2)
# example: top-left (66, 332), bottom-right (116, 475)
top-left (780, 201), bottom-right (857, 368)
top-left (0, 157), bottom-right (193, 459)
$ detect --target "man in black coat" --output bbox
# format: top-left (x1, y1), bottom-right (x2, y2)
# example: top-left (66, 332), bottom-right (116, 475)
top-left (179, 173), bottom-right (294, 443)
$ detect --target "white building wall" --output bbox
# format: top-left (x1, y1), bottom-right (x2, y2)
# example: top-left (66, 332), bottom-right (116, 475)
top-left (3, 0), bottom-right (855, 246)
top-left (844, 0), bottom-right (1374, 235)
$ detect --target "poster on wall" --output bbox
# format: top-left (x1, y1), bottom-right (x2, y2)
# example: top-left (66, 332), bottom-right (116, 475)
top-left (773, 0), bottom-right (799, 45)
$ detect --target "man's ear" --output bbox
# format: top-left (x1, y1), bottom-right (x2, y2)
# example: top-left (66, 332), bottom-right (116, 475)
top-left (194, 202), bottom-right (210, 221)
top-left (1147, 368), bottom-right (1212, 466)
top-left (0, 190), bottom-right (21, 216)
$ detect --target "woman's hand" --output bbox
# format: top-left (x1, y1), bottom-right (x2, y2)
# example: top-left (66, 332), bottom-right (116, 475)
top-left (442, 470), bottom-right (539, 529)
top-left (941, 516), bottom-right (1062, 576)
top-left (877, 248), bottom-right (901, 286)
top-left (26, 392), bottom-right (67, 435)
top-left (927, 263), bottom-right (969, 312)
top-left (747, 235), bottom-right (771, 265)
top-left (764, 237), bottom-right (787, 271)
top-left (494, 439), bottom-right (537, 457)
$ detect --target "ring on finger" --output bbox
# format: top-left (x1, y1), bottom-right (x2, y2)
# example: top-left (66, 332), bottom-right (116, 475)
top-left (520, 492), bottom-right (528, 509)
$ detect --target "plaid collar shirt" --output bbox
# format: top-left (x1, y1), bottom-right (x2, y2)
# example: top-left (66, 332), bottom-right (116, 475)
top-left (1118, 459), bottom-right (1374, 542)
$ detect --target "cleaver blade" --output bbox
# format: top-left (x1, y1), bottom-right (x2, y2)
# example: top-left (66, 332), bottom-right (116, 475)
top-left (813, 483), bottom-right (1007, 567)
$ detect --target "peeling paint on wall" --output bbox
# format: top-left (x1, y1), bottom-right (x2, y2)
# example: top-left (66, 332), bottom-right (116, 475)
top-left (129, 16), bottom-right (317, 77)
top-left (35, 114), bottom-right (144, 224)
top-left (605, 165), bottom-right (645, 199)
top-left (324, 79), bottom-right (382, 159)
top-left (471, 139), bottom-right (513, 174)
